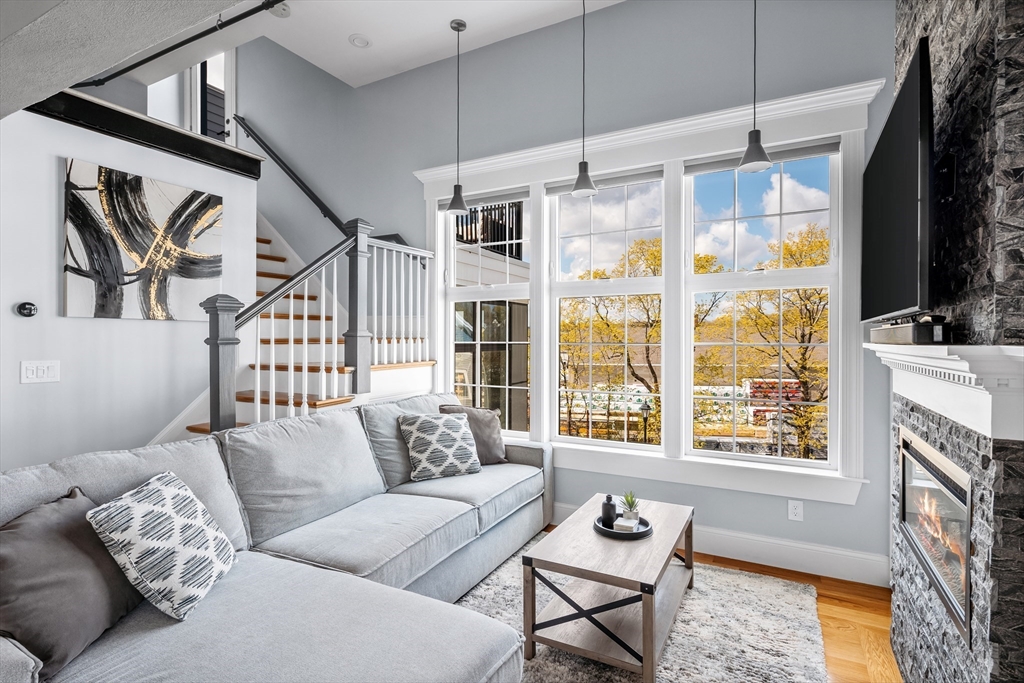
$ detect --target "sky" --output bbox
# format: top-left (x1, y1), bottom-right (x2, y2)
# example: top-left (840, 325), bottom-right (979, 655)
top-left (693, 156), bottom-right (830, 272)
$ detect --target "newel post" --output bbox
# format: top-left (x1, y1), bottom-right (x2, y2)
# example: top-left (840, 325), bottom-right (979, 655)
top-left (201, 294), bottom-right (244, 432)
top-left (343, 218), bottom-right (374, 394)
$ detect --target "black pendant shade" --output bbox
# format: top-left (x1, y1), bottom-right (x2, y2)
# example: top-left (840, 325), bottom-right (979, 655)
top-left (447, 184), bottom-right (469, 215)
top-left (571, 161), bottom-right (598, 198)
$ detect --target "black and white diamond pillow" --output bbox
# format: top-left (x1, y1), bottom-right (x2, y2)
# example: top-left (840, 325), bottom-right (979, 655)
top-left (86, 472), bottom-right (236, 621)
top-left (399, 413), bottom-right (482, 481)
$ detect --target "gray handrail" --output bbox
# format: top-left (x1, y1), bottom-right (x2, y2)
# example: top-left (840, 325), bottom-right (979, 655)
top-left (236, 234), bottom-right (355, 329)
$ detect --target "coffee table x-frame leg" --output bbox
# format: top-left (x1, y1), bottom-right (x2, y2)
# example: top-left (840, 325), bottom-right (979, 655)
top-left (525, 566), bottom-right (644, 663)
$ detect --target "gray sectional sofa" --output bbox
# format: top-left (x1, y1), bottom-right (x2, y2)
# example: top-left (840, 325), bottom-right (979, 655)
top-left (0, 393), bottom-right (552, 683)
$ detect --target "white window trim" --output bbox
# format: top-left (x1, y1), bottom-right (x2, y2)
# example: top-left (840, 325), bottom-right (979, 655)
top-left (418, 79), bottom-right (883, 504)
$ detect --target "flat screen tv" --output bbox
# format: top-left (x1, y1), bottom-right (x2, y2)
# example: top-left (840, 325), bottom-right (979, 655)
top-left (861, 37), bottom-right (934, 323)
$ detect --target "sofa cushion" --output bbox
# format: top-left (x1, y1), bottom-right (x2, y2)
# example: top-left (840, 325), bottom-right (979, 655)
top-left (389, 463), bottom-right (543, 533)
top-left (0, 488), bottom-right (143, 680)
top-left (357, 393), bottom-right (461, 488)
top-left (439, 404), bottom-right (508, 464)
top-left (400, 413), bottom-right (481, 481)
top-left (256, 493), bottom-right (478, 589)
top-left (218, 409), bottom-right (386, 546)
top-left (0, 437), bottom-right (247, 552)
top-left (49, 551), bottom-right (523, 683)
top-left (87, 473), bottom-right (236, 621)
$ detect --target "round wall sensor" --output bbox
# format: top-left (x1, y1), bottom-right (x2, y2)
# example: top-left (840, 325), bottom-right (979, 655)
top-left (348, 34), bottom-right (372, 48)
top-left (268, 2), bottom-right (290, 19)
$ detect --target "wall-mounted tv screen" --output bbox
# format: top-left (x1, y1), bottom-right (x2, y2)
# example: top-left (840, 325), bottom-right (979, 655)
top-left (862, 37), bottom-right (934, 323)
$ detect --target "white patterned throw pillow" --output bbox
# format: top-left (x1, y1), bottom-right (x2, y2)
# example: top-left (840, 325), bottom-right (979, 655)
top-left (399, 413), bottom-right (482, 481)
top-left (86, 472), bottom-right (236, 621)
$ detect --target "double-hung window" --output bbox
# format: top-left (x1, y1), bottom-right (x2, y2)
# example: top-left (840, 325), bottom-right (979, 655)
top-left (686, 153), bottom-right (838, 465)
top-left (447, 194), bottom-right (532, 433)
top-left (551, 175), bottom-right (664, 446)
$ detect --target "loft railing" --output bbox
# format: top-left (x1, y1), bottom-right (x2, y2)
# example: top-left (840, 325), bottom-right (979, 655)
top-left (454, 201), bottom-right (524, 261)
top-left (200, 117), bottom-right (433, 431)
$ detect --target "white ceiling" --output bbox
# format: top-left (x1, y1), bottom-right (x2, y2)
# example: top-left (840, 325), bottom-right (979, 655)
top-left (122, 0), bottom-right (623, 88)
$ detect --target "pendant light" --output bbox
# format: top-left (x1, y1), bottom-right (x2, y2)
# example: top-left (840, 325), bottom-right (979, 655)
top-left (739, 0), bottom-right (772, 173)
top-left (571, 0), bottom-right (598, 198)
top-left (446, 19), bottom-right (470, 215)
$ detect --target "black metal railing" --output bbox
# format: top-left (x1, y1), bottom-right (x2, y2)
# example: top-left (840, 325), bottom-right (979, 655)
top-left (455, 202), bottom-right (524, 261)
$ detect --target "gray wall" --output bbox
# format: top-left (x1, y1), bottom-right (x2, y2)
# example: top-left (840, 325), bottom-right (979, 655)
top-left (236, 0), bottom-right (896, 555)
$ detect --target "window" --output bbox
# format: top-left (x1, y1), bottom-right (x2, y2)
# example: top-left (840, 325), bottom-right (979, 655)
top-left (689, 155), bottom-right (835, 463)
top-left (554, 178), bottom-right (663, 445)
top-left (454, 201), bottom-right (530, 286)
top-left (453, 300), bottom-right (530, 431)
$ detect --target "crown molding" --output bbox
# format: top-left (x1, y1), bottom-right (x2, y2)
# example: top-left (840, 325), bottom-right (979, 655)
top-left (414, 78), bottom-right (885, 184)
top-left (865, 344), bottom-right (1024, 440)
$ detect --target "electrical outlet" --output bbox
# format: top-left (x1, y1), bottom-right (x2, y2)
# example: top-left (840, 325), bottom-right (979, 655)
top-left (21, 361), bottom-right (59, 384)
top-left (788, 499), bottom-right (804, 522)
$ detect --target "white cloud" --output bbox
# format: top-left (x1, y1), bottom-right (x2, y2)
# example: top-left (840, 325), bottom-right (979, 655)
top-left (694, 220), bottom-right (774, 271)
top-left (694, 221), bottom-right (734, 266)
top-left (762, 172), bottom-right (828, 214)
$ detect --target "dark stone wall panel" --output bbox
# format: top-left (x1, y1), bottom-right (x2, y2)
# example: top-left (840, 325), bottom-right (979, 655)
top-left (895, 0), bottom-right (1023, 345)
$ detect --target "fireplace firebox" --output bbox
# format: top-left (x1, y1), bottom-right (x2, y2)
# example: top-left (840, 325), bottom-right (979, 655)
top-left (898, 426), bottom-right (972, 642)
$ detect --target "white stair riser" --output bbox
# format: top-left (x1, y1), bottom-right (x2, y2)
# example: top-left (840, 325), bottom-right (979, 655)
top-left (258, 344), bottom-right (346, 364)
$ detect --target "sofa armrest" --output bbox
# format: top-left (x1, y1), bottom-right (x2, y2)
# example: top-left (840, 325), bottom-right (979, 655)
top-left (503, 441), bottom-right (553, 526)
top-left (1, 638), bottom-right (41, 683)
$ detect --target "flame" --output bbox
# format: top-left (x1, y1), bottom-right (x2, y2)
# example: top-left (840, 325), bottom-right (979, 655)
top-left (914, 489), bottom-right (968, 593)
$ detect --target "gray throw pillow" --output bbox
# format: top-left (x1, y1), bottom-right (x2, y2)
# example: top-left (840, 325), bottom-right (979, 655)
top-left (439, 404), bottom-right (508, 465)
top-left (87, 472), bottom-right (236, 621)
top-left (399, 413), bottom-right (482, 481)
top-left (0, 487), bottom-right (143, 680)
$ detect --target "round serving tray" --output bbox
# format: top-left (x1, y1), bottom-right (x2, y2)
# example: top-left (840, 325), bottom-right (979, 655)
top-left (593, 515), bottom-right (653, 540)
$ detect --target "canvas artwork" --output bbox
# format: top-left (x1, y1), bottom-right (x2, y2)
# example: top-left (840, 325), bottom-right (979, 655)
top-left (63, 159), bottom-right (224, 321)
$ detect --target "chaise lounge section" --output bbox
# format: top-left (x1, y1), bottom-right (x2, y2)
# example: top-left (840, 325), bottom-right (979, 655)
top-left (0, 393), bottom-right (551, 683)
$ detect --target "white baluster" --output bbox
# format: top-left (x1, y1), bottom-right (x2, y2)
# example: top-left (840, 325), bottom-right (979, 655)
top-left (332, 259), bottom-right (339, 397)
top-left (415, 256), bottom-right (421, 362)
top-left (372, 246), bottom-right (378, 365)
top-left (287, 289), bottom-right (295, 418)
top-left (301, 280), bottom-right (309, 415)
top-left (268, 300), bottom-right (276, 422)
top-left (253, 314), bottom-right (261, 424)
top-left (381, 247), bottom-right (388, 365)
top-left (400, 252), bottom-right (407, 363)
top-left (320, 266), bottom-right (327, 401)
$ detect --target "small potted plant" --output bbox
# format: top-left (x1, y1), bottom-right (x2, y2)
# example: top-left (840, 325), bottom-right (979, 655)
top-left (621, 491), bottom-right (640, 521)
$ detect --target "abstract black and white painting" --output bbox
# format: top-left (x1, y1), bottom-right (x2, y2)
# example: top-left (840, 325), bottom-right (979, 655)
top-left (63, 159), bottom-right (223, 321)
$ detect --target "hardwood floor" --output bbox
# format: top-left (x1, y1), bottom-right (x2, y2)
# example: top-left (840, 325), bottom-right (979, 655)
top-left (540, 525), bottom-right (901, 682)
top-left (692, 552), bottom-right (902, 683)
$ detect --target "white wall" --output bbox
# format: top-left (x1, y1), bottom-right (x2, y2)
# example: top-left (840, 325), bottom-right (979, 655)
top-left (147, 72), bottom-right (184, 127)
top-left (0, 111), bottom-right (256, 470)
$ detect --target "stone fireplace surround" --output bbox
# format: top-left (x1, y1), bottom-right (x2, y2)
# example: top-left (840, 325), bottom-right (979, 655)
top-left (867, 344), bottom-right (1023, 683)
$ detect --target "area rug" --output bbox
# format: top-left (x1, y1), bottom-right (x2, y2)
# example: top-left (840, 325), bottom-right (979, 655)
top-left (456, 534), bottom-right (828, 683)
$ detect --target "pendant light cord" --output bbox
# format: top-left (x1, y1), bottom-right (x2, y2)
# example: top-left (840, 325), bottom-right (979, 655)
top-left (582, 0), bottom-right (587, 161)
top-left (456, 28), bottom-right (461, 185)
top-left (752, 0), bottom-right (757, 130)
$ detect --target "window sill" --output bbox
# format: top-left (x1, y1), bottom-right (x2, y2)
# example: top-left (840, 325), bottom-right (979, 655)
top-left (551, 442), bottom-right (867, 505)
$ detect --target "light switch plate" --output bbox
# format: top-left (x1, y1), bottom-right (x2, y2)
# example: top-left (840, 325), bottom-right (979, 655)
top-left (21, 360), bottom-right (59, 384)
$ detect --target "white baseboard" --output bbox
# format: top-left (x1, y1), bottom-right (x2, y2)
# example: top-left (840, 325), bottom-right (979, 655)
top-left (552, 502), bottom-right (890, 587)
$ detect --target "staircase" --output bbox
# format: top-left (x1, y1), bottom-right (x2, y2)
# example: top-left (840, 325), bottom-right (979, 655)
top-left (186, 230), bottom-right (435, 435)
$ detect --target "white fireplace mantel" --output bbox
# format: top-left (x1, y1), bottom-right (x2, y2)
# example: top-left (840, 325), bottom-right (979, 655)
top-left (866, 344), bottom-right (1024, 441)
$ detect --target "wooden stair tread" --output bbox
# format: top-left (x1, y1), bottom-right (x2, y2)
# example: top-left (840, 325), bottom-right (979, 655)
top-left (256, 237), bottom-right (272, 245)
top-left (257, 270), bottom-right (290, 280)
top-left (256, 253), bottom-right (287, 262)
top-left (236, 390), bottom-right (354, 409)
top-left (186, 422), bottom-right (248, 434)
top-left (249, 360), bottom-right (436, 373)
top-left (256, 291), bottom-right (318, 301)
top-left (258, 313), bottom-right (333, 321)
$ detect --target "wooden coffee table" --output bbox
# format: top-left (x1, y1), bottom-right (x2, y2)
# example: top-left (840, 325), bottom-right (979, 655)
top-left (522, 493), bottom-right (693, 683)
